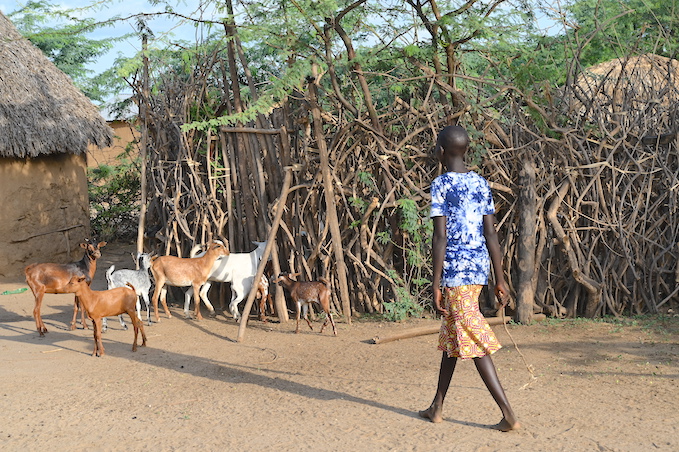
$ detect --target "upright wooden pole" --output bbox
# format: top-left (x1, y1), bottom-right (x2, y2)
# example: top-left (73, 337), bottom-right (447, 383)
top-left (308, 63), bottom-right (353, 323)
top-left (516, 155), bottom-right (536, 324)
top-left (237, 167), bottom-right (293, 342)
top-left (135, 33), bottom-right (150, 260)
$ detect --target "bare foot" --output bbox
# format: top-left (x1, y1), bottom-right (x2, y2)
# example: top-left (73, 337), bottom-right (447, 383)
top-left (418, 406), bottom-right (443, 423)
top-left (495, 417), bottom-right (521, 432)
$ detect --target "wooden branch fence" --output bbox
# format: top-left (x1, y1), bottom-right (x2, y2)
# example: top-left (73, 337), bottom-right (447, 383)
top-left (135, 51), bottom-right (679, 325)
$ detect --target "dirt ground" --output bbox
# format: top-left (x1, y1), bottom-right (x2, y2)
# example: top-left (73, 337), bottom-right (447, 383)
top-left (0, 242), bottom-right (677, 452)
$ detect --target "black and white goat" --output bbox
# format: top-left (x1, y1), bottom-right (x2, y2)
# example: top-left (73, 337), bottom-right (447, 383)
top-left (102, 252), bottom-right (153, 331)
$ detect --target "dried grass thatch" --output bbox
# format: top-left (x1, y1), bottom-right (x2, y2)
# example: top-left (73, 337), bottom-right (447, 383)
top-left (576, 53), bottom-right (679, 101)
top-left (570, 53), bottom-right (679, 139)
top-left (0, 12), bottom-right (112, 158)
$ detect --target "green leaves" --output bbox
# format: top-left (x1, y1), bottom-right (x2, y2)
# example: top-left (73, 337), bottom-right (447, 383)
top-left (9, 1), bottom-right (120, 102)
top-left (88, 153), bottom-right (141, 241)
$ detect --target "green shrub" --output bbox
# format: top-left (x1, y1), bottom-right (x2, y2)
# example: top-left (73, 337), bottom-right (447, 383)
top-left (88, 153), bottom-right (141, 241)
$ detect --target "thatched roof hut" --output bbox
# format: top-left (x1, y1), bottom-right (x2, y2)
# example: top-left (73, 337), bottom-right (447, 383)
top-left (0, 12), bottom-right (112, 157)
top-left (0, 12), bottom-right (113, 278)
top-left (570, 53), bottom-right (679, 139)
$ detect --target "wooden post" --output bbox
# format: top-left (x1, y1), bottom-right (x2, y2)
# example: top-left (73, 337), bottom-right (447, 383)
top-left (270, 243), bottom-right (288, 322)
top-left (516, 155), bottom-right (537, 324)
top-left (136, 33), bottom-right (150, 260)
top-left (237, 167), bottom-right (293, 342)
top-left (309, 63), bottom-right (353, 324)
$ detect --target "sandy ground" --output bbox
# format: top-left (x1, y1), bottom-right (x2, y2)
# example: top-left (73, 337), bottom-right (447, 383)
top-left (0, 242), bottom-right (677, 452)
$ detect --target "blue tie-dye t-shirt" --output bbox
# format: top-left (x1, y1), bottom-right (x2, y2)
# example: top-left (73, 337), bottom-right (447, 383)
top-left (430, 171), bottom-right (495, 287)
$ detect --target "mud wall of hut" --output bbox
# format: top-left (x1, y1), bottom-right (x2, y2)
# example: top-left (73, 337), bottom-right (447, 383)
top-left (0, 153), bottom-right (91, 278)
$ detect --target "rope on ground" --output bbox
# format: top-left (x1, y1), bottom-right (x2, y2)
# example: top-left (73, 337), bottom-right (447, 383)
top-left (500, 308), bottom-right (537, 390)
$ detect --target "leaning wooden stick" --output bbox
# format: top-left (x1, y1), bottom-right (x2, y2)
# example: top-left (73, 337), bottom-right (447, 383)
top-left (237, 167), bottom-right (293, 342)
top-left (371, 314), bottom-right (545, 344)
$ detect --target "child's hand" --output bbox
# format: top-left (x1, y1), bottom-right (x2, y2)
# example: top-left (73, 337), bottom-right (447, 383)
top-left (495, 282), bottom-right (510, 308)
top-left (433, 286), bottom-right (448, 317)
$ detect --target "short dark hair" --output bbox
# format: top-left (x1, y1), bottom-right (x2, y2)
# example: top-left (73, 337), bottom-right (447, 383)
top-left (437, 125), bottom-right (469, 155)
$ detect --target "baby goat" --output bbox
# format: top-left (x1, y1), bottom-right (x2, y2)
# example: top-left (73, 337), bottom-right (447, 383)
top-left (256, 274), bottom-right (274, 323)
top-left (64, 276), bottom-right (146, 357)
top-left (274, 273), bottom-right (337, 336)
top-left (25, 240), bottom-right (106, 336)
top-left (103, 252), bottom-right (153, 331)
top-left (150, 240), bottom-right (229, 321)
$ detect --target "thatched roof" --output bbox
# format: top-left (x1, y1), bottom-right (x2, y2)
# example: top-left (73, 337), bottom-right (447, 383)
top-left (569, 54), bottom-right (679, 138)
top-left (573, 53), bottom-right (679, 108)
top-left (0, 12), bottom-right (112, 158)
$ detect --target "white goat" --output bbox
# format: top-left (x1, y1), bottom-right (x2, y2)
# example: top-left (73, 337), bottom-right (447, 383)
top-left (186, 241), bottom-right (267, 321)
top-left (102, 252), bottom-right (153, 331)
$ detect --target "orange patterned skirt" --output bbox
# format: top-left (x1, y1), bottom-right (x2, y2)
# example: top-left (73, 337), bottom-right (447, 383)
top-left (438, 285), bottom-right (501, 359)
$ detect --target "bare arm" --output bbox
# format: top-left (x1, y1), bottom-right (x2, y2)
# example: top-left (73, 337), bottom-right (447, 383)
top-left (432, 215), bottom-right (447, 316)
top-left (483, 214), bottom-right (509, 307)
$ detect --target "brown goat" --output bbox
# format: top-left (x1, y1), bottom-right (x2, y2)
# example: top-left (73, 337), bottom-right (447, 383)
top-left (25, 240), bottom-right (107, 336)
top-left (274, 273), bottom-right (337, 335)
top-left (64, 276), bottom-right (146, 357)
top-left (150, 240), bottom-right (229, 321)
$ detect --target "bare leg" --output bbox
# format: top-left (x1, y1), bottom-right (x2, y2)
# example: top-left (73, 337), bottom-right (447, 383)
top-left (419, 352), bottom-right (457, 423)
top-left (474, 355), bottom-right (521, 431)
top-left (152, 281), bottom-right (163, 322)
top-left (193, 283), bottom-right (203, 320)
top-left (70, 296), bottom-right (80, 330)
top-left (159, 287), bottom-right (172, 319)
top-left (32, 289), bottom-right (47, 335)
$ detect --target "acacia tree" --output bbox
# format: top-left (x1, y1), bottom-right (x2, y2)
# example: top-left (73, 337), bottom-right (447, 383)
top-left (7, 0), bottom-right (122, 102)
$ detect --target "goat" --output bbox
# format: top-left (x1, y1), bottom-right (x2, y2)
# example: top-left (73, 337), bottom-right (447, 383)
top-left (186, 241), bottom-right (267, 321)
top-left (274, 273), bottom-right (337, 336)
top-left (102, 252), bottom-right (153, 331)
top-left (64, 276), bottom-right (146, 357)
top-left (150, 240), bottom-right (229, 322)
top-left (25, 240), bottom-right (107, 336)
top-left (256, 274), bottom-right (274, 323)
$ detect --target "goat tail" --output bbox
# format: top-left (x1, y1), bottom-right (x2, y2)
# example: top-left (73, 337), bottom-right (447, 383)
top-left (105, 265), bottom-right (115, 286)
top-left (125, 282), bottom-right (137, 292)
top-left (319, 277), bottom-right (331, 288)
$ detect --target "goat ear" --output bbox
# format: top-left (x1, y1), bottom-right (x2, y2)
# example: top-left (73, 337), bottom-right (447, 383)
top-left (220, 238), bottom-right (230, 251)
top-left (98, 241), bottom-right (107, 248)
top-left (80, 242), bottom-right (87, 249)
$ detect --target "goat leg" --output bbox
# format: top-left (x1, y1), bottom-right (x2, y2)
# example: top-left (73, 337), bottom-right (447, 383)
top-left (327, 313), bottom-right (338, 336)
top-left (303, 304), bottom-right (314, 331)
top-left (71, 296), bottom-right (90, 330)
top-left (200, 283), bottom-right (216, 317)
top-left (258, 295), bottom-right (267, 323)
top-left (92, 318), bottom-right (105, 357)
top-left (130, 308), bottom-right (147, 352)
top-left (295, 301), bottom-right (302, 333)
top-left (141, 294), bottom-right (152, 326)
top-left (31, 290), bottom-right (48, 336)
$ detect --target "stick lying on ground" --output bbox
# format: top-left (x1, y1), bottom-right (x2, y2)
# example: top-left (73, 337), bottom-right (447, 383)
top-left (371, 314), bottom-right (546, 344)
